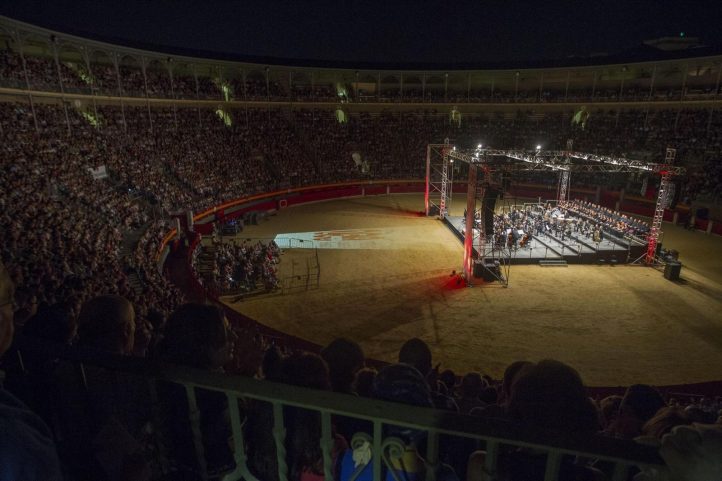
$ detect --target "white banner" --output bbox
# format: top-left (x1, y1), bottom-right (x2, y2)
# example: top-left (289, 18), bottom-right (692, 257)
top-left (88, 165), bottom-right (108, 180)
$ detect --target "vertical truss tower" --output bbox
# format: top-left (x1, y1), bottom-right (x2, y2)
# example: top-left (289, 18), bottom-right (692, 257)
top-left (645, 147), bottom-right (676, 264)
top-left (557, 139), bottom-right (573, 203)
top-left (425, 141), bottom-right (452, 218)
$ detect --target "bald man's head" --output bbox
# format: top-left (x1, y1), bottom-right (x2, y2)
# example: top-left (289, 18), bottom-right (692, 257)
top-left (77, 295), bottom-right (135, 355)
top-left (0, 262), bottom-right (16, 356)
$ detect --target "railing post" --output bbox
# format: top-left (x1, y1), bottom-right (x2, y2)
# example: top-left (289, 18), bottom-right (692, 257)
top-left (320, 411), bottom-right (334, 481)
top-left (424, 430), bottom-right (439, 481)
top-left (221, 393), bottom-right (260, 481)
top-left (373, 421), bottom-right (383, 481)
top-left (185, 385), bottom-right (209, 481)
top-left (272, 401), bottom-right (289, 481)
top-left (147, 380), bottom-right (170, 475)
top-left (543, 451), bottom-right (562, 481)
top-left (611, 462), bottom-right (630, 481)
top-left (483, 440), bottom-right (498, 481)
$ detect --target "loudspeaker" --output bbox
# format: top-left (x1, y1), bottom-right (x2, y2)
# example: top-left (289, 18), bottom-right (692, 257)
top-left (501, 173), bottom-right (512, 196)
top-left (474, 259), bottom-right (499, 281)
top-left (482, 188), bottom-right (498, 235)
top-left (664, 262), bottom-right (682, 281)
top-left (473, 261), bottom-right (485, 278)
top-left (428, 205), bottom-right (440, 216)
top-left (669, 180), bottom-right (682, 209)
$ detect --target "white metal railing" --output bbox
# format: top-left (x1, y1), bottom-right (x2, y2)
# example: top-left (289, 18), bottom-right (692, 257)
top-left (16, 337), bottom-right (664, 481)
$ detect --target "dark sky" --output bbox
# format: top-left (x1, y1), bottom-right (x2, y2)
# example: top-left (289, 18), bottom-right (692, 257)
top-left (2, 0), bottom-right (721, 67)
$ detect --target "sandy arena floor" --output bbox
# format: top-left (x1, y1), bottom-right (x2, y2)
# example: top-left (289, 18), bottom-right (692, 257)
top-left (220, 194), bottom-right (722, 387)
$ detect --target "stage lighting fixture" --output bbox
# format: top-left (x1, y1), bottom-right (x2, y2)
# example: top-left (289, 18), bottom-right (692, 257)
top-left (477, 144), bottom-right (482, 149)
top-left (536, 145), bottom-right (542, 150)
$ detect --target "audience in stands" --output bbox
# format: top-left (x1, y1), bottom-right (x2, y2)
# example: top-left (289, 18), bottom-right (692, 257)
top-left (3, 45), bottom-right (722, 480)
top-left (3, 279), bottom-right (722, 480)
top-left (281, 352), bottom-right (348, 481)
top-left (320, 337), bottom-right (365, 395)
top-left (399, 337), bottom-right (458, 412)
top-left (607, 384), bottom-right (667, 439)
top-left (456, 372), bottom-right (489, 414)
top-left (197, 238), bottom-right (280, 295)
top-left (76, 295), bottom-right (136, 356)
top-left (338, 362), bottom-right (459, 481)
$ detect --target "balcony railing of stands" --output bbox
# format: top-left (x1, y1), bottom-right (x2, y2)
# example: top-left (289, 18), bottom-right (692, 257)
top-left (3, 84), bottom-right (722, 107)
top-left (15, 336), bottom-right (664, 481)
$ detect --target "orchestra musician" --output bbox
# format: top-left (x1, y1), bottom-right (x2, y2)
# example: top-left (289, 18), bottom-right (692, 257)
top-left (520, 232), bottom-right (530, 248)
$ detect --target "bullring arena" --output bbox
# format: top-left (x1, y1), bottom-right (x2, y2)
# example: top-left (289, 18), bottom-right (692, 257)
top-left (5, 9), bottom-right (722, 480)
top-left (216, 192), bottom-right (722, 387)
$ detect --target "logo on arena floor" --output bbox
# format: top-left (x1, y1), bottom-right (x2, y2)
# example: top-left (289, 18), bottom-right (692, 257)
top-left (312, 229), bottom-right (384, 241)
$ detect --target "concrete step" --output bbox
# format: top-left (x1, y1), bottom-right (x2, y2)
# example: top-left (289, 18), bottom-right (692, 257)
top-left (127, 272), bottom-right (145, 294)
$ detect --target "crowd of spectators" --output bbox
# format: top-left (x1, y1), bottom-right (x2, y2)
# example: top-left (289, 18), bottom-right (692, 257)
top-left (3, 45), bottom-right (721, 105)
top-left (195, 238), bottom-right (281, 294)
top-left (3, 99), bottom-right (722, 335)
top-left (1, 104), bottom-right (139, 328)
top-left (3, 48), bottom-right (722, 480)
top-left (3, 276), bottom-right (722, 481)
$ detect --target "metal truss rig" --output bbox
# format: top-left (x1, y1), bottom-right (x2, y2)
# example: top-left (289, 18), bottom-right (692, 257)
top-left (425, 145), bottom-right (686, 272)
top-left (425, 142), bottom-right (455, 219)
top-left (447, 148), bottom-right (686, 175)
top-left (556, 139), bottom-right (574, 204)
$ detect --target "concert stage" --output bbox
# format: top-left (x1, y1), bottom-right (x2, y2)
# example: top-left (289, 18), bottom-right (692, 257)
top-left (443, 216), bottom-right (647, 265)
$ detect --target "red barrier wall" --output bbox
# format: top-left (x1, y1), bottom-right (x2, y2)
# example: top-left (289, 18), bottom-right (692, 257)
top-left (285, 187), bottom-right (364, 206)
